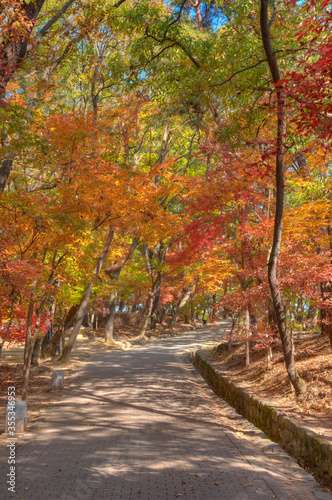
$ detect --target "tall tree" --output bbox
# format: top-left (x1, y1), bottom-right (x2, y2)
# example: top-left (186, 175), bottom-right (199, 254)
top-left (260, 0), bottom-right (306, 396)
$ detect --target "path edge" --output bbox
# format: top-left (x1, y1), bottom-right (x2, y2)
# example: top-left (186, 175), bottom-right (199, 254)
top-left (192, 348), bottom-right (332, 488)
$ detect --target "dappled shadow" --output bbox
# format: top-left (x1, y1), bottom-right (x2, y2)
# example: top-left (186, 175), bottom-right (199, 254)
top-left (0, 324), bottom-right (299, 499)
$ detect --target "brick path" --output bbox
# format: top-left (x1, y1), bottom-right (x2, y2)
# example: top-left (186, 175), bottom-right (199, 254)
top-left (0, 323), bottom-right (331, 500)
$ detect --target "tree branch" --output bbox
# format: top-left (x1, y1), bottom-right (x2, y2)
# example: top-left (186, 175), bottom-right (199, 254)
top-left (113, 0), bottom-right (128, 6)
top-left (211, 48), bottom-right (307, 88)
top-left (105, 237), bottom-right (139, 276)
top-left (34, 0), bottom-right (76, 45)
top-left (144, 28), bottom-right (200, 69)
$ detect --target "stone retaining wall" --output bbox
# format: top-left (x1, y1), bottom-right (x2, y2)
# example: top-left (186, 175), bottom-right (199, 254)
top-left (193, 350), bottom-right (332, 486)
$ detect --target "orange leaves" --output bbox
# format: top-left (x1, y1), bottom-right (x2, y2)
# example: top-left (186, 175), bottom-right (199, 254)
top-left (0, 1), bottom-right (34, 47)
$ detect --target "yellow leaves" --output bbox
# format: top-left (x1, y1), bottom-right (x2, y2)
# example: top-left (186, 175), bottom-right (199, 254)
top-left (193, 253), bottom-right (236, 291)
top-left (283, 198), bottom-right (332, 244)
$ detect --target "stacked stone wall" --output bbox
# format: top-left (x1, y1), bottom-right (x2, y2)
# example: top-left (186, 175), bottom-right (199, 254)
top-left (193, 350), bottom-right (332, 485)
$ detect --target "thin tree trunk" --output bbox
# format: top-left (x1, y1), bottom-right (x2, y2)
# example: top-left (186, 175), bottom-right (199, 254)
top-left (90, 300), bottom-right (96, 329)
top-left (150, 271), bottom-right (162, 330)
top-left (211, 293), bottom-right (217, 322)
top-left (296, 295), bottom-right (304, 327)
top-left (33, 295), bottom-right (56, 364)
top-left (190, 297), bottom-right (196, 328)
top-left (61, 326), bottom-right (66, 351)
top-left (140, 243), bottom-right (156, 337)
top-left (260, 0), bottom-right (306, 396)
top-left (104, 236), bottom-right (139, 339)
top-left (190, 278), bottom-right (199, 327)
top-left (267, 342), bottom-right (273, 370)
top-left (118, 296), bottom-right (124, 312)
top-left (244, 308), bottom-right (250, 368)
top-left (0, 298), bottom-right (15, 358)
top-left (22, 294), bottom-right (48, 400)
top-left (159, 305), bottom-right (166, 325)
top-left (320, 282), bottom-right (332, 349)
top-left (23, 282), bottom-right (36, 366)
top-left (60, 227), bottom-right (115, 361)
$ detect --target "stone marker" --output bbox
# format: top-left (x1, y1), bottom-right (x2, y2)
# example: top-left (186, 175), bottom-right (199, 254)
top-left (5, 401), bottom-right (27, 434)
top-left (51, 370), bottom-right (64, 390)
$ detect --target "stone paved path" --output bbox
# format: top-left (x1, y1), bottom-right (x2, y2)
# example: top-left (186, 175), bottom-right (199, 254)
top-left (1, 323), bottom-right (331, 500)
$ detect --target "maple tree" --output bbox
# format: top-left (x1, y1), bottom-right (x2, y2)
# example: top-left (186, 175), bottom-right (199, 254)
top-left (0, 0), bottom-right (332, 400)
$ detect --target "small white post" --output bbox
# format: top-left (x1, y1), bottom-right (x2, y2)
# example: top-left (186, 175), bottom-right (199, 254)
top-left (51, 370), bottom-right (64, 390)
top-left (5, 401), bottom-right (27, 434)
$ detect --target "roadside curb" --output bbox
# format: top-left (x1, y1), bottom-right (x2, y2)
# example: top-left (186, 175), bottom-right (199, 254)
top-left (192, 349), bottom-right (332, 489)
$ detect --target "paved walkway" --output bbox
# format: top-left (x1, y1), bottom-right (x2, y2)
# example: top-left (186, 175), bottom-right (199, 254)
top-left (1, 323), bottom-right (331, 500)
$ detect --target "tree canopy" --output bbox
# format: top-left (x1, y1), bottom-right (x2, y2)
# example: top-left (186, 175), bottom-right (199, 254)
top-left (1, 0), bottom-right (332, 396)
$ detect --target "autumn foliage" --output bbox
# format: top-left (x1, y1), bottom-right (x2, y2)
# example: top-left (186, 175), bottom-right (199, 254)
top-left (0, 0), bottom-right (332, 398)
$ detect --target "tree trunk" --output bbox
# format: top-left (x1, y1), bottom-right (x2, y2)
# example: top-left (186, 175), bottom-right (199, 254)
top-left (41, 326), bottom-right (63, 358)
top-left (159, 306), bottom-right (166, 325)
top-left (0, 298), bottom-right (15, 358)
top-left (170, 282), bottom-right (194, 329)
top-left (211, 293), bottom-right (217, 322)
top-left (150, 271), bottom-right (162, 330)
top-left (320, 281), bottom-right (332, 349)
top-left (33, 295), bottom-right (56, 364)
top-left (42, 306), bottom-right (75, 358)
top-left (190, 278), bottom-right (199, 328)
top-left (104, 236), bottom-right (139, 340)
top-left (140, 287), bottom-right (155, 338)
top-left (105, 292), bottom-right (117, 342)
top-left (140, 243), bottom-right (157, 336)
top-left (190, 298), bottom-right (197, 328)
top-left (260, 0), bottom-right (306, 396)
top-left (296, 295), bottom-right (304, 327)
top-left (0, 159), bottom-right (13, 192)
top-left (22, 294), bottom-right (48, 400)
top-left (60, 282), bottom-right (94, 361)
top-left (267, 343), bottom-right (273, 370)
top-left (60, 227), bottom-right (115, 361)
top-left (61, 326), bottom-right (66, 351)
top-left (118, 297), bottom-right (125, 312)
top-left (31, 334), bottom-right (44, 366)
top-left (244, 308), bottom-right (250, 368)
top-left (306, 303), bottom-right (318, 328)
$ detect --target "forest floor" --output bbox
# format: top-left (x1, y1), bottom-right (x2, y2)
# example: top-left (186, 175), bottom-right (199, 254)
top-left (206, 331), bottom-right (332, 446)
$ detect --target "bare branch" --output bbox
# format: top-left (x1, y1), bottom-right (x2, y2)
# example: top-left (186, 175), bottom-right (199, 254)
top-left (34, 0), bottom-right (76, 44)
